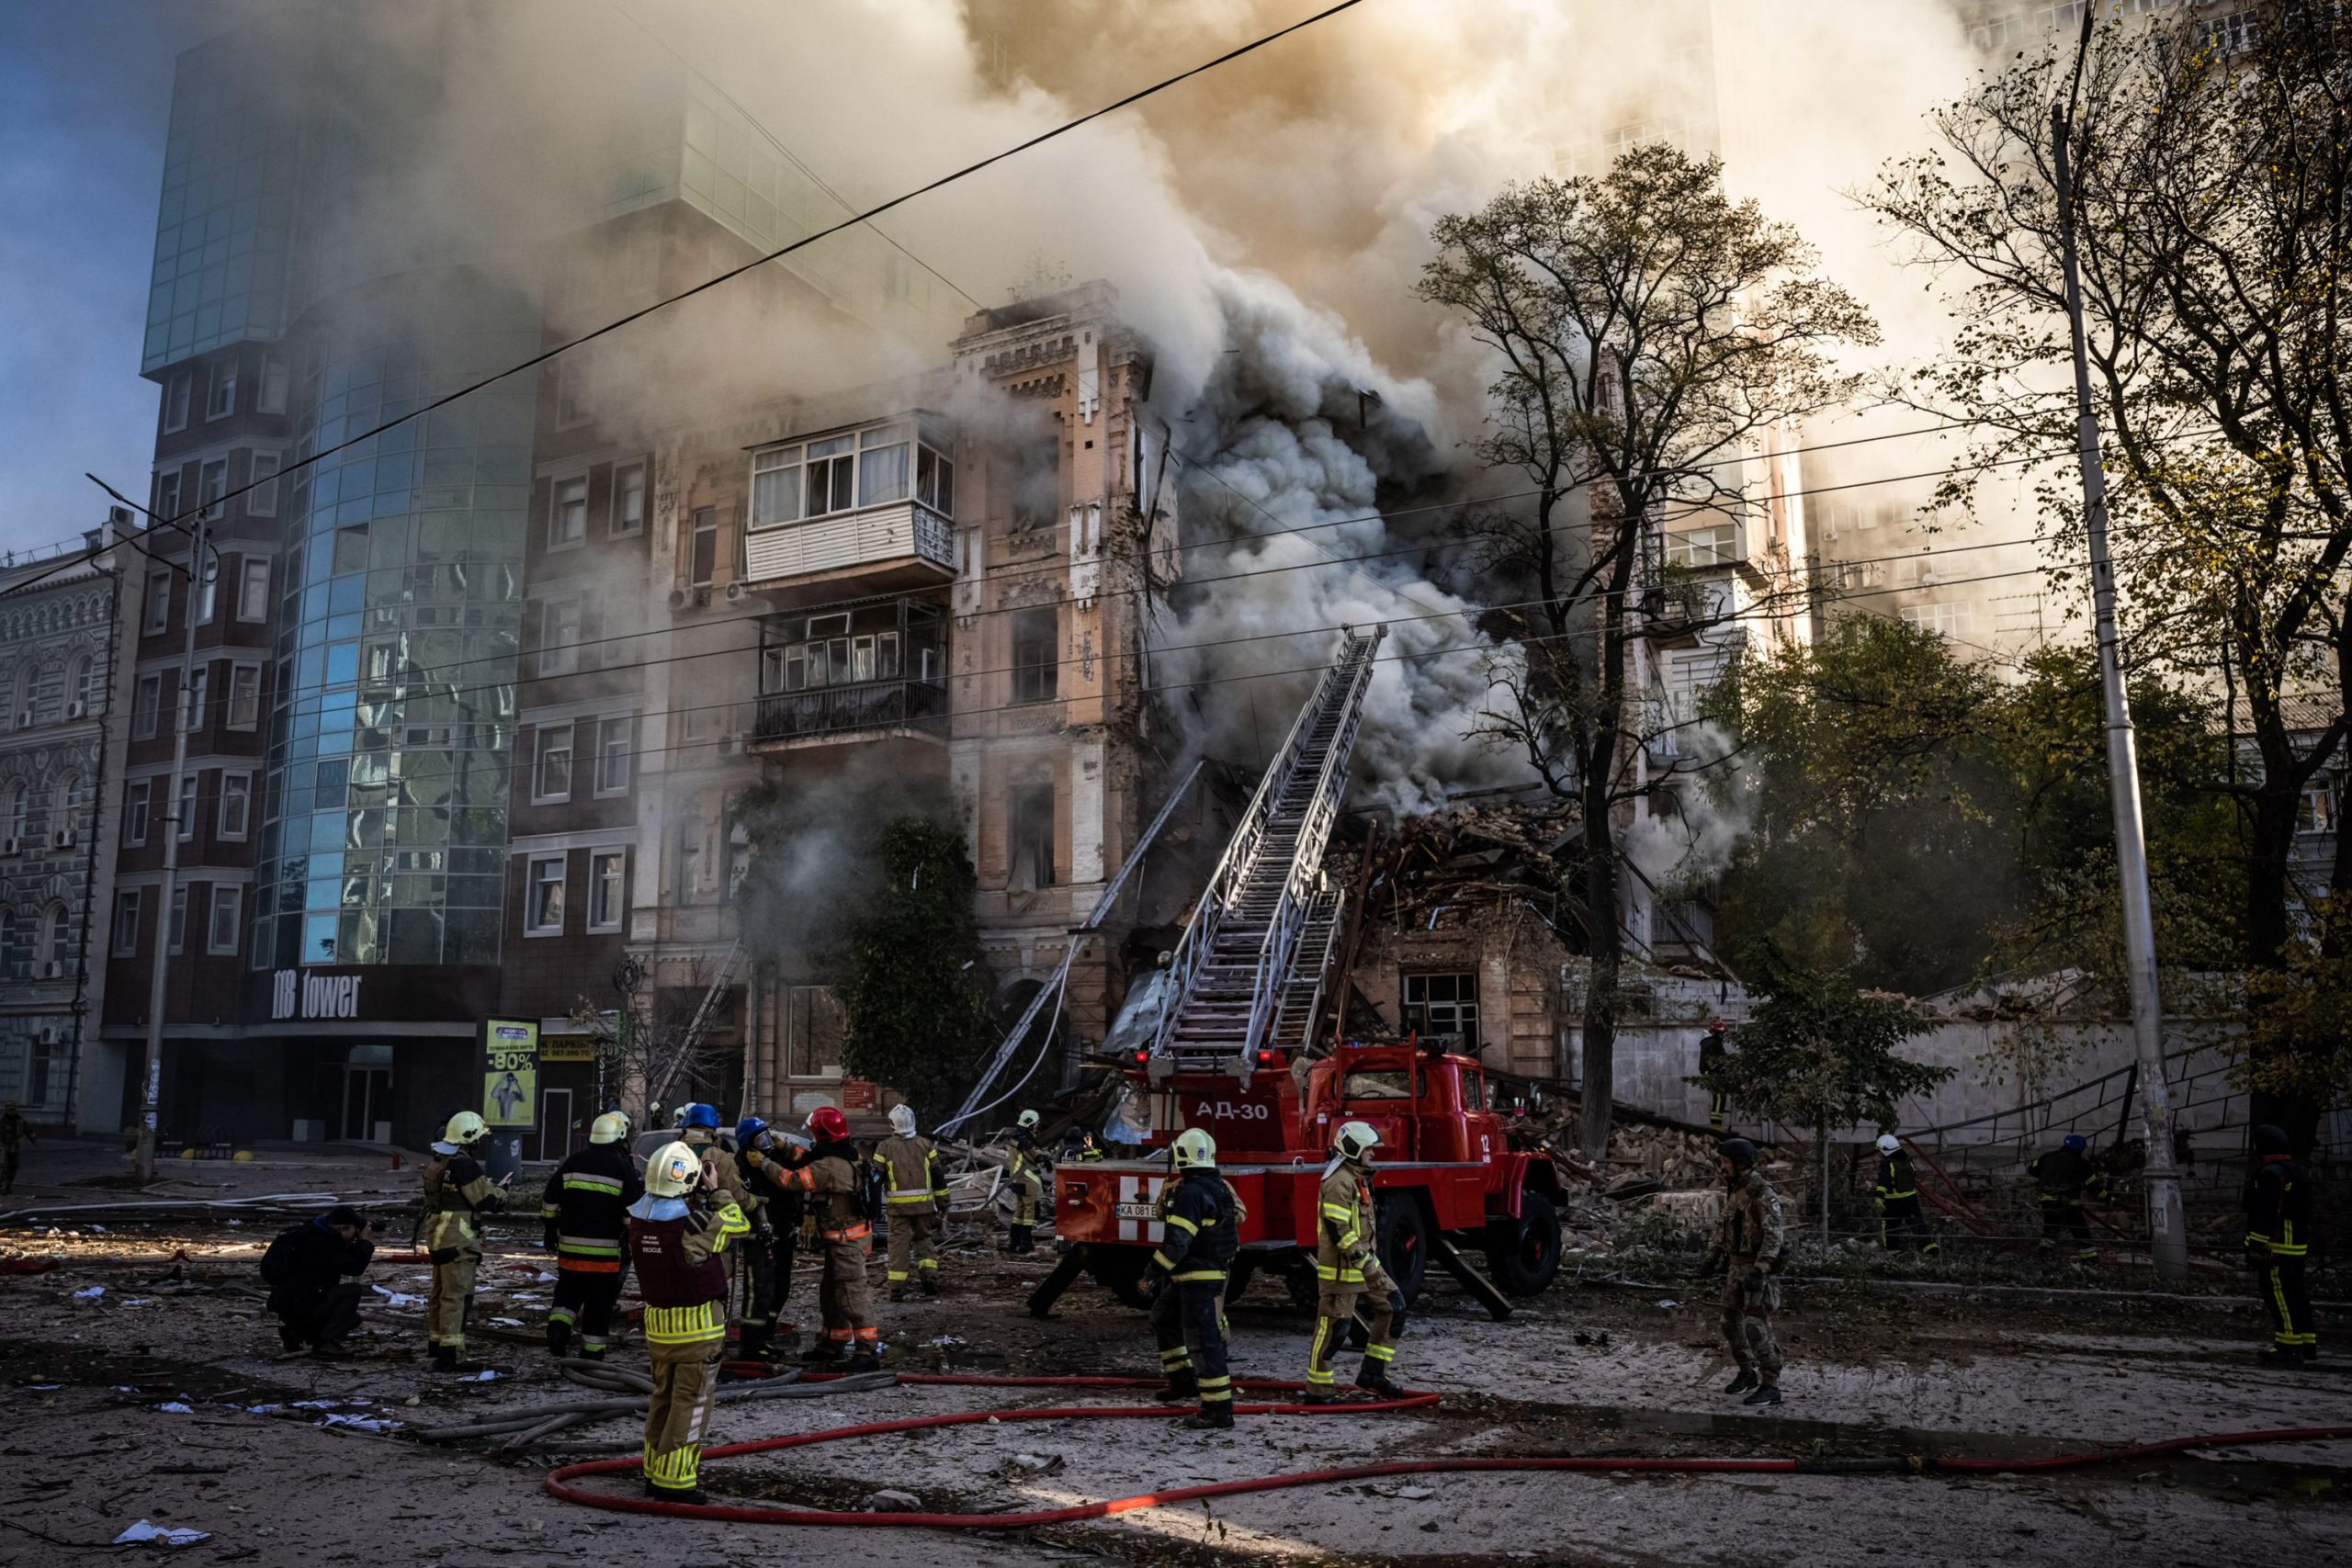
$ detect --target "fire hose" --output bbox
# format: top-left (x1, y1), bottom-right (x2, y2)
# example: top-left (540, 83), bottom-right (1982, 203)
top-left (543, 1371), bottom-right (2352, 1529)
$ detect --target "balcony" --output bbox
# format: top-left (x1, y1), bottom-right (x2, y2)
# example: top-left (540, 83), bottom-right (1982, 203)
top-left (751, 593), bottom-right (948, 751)
top-left (752, 678), bottom-right (948, 750)
top-left (742, 501), bottom-right (955, 594)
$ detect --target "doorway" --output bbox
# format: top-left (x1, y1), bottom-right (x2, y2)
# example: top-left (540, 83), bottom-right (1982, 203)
top-left (341, 1045), bottom-right (393, 1142)
top-left (541, 1088), bottom-right (573, 1163)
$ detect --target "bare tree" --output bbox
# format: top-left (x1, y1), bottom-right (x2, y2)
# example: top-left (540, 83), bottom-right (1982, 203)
top-left (567, 952), bottom-right (731, 1122)
top-left (1420, 143), bottom-right (1874, 1156)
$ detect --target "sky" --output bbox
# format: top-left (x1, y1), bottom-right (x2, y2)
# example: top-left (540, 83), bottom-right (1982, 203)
top-left (0, 3), bottom-right (210, 558)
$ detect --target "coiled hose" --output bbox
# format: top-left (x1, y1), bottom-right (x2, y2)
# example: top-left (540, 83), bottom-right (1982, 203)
top-left (543, 1370), bottom-right (2352, 1529)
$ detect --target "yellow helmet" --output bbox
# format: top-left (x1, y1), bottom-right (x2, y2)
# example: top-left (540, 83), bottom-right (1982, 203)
top-left (645, 1141), bottom-right (702, 1198)
top-left (443, 1111), bottom-right (489, 1146)
top-left (1334, 1121), bottom-right (1381, 1162)
top-left (1172, 1127), bottom-right (1217, 1171)
top-left (589, 1111), bottom-right (630, 1145)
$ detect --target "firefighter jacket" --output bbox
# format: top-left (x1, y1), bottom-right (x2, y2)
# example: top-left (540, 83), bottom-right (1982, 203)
top-left (1007, 1129), bottom-right (1045, 1185)
top-left (682, 1128), bottom-right (753, 1217)
top-left (422, 1151), bottom-right (503, 1257)
top-left (539, 1143), bottom-right (642, 1273)
top-left (2245, 1154), bottom-right (2312, 1258)
top-left (2029, 1146), bottom-right (2109, 1202)
top-left (782, 1138), bottom-right (868, 1242)
top-left (627, 1193), bottom-right (749, 1348)
top-left (1150, 1168), bottom-right (1240, 1283)
top-left (1316, 1159), bottom-right (1380, 1290)
top-left (1873, 1152), bottom-right (1919, 1207)
top-left (1711, 1169), bottom-right (1787, 1275)
top-left (874, 1134), bottom-right (946, 1211)
top-left (740, 1142), bottom-right (808, 1224)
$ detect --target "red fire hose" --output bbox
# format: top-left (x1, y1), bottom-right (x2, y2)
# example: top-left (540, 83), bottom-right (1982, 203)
top-left (543, 1371), bottom-right (2351, 1529)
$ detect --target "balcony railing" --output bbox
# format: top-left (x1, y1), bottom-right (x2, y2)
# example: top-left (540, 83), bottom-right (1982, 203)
top-left (752, 678), bottom-right (949, 747)
top-left (742, 501), bottom-right (955, 589)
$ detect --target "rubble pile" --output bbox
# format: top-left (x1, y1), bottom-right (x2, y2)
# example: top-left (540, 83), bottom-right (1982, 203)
top-left (1344, 803), bottom-right (1577, 935)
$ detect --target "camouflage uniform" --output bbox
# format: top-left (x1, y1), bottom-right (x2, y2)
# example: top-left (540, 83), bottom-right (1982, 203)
top-left (1709, 1168), bottom-right (1787, 1381)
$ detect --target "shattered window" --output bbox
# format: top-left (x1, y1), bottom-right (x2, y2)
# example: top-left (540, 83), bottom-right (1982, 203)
top-left (1401, 971), bottom-right (1479, 1044)
top-left (1342, 1070), bottom-right (1413, 1101)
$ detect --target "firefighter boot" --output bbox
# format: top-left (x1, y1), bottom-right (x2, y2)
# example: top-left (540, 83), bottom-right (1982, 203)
top-left (890, 1284), bottom-right (908, 1303)
top-left (846, 1349), bottom-right (884, 1374)
top-left (737, 1325), bottom-right (770, 1362)
top-left (1724, 1368), bottom-right (1759, 1396)
top-left (429, 1346), bottom-right (488, 1375)
top-left (1181, 1402), bottom-right (1236, 1431)
top-left (1743, 1382), bottom-right (1783, 1407)
top-left (546, 1322), bottom-right (572, 1359)
top-left (646, 1481), bottom-right (707, 1506)
top-left (1354, 1361), bottom-right (1406, 1400)
top-left (802, 1338), bottom-right (846, 1365)
top-left (1157, 1369), bottom-right (1200, 1404)
top-left (921, 1272), bottom-right (941, 1297)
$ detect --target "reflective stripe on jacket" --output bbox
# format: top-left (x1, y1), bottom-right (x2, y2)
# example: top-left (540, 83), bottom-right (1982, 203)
top-left (1315, 1163), bottom-right (1374, 1287)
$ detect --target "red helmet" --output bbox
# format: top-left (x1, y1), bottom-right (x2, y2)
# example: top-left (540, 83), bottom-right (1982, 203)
top-left (804, 1105), bottom-right (849, 1140)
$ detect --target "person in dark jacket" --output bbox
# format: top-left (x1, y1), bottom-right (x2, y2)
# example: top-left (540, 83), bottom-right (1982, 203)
top-left (260, 1205), bottom-right (380, 1355)
top-left (1871, 1134), bottom-right (1937, 1254)
top-left (540, 1111), bottom-right (643, 1359)
top-left (1148, 1127), bottom-right (1244, 1430)
top-left (2245, 1123), bottom-right (2319, 1364)
top-left (2028, 1134), bottom-right (2108, 1261)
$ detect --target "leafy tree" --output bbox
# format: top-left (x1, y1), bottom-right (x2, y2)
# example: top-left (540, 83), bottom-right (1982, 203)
top-left (1692, 953), bottom-right (1951, 1242)
top-left (1419, 141), bottom-right (1876, 1157)
top-left (836, 818), bottom-right (995, 1126)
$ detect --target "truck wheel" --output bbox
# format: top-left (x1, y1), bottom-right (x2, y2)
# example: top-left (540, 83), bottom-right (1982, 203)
top-left (1483, 1190), bottom-right (1563, 1297)
top-left (1375, 1195), bottom-right (1431, 1304)
top-left (1085, 1246), bottom-right (1155, 1310)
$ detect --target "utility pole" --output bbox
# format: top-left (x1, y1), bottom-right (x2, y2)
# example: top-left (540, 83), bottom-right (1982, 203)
top-left (2051, 100), bottom-right (2188, 1282)
top-left (132, 513), bottom-right (209, 1185)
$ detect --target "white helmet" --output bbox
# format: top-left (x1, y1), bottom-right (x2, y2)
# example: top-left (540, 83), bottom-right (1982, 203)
top-left (1172, 1127), bottom-right (1217, 1170)
top-left (1334, 1121), bottom-right (1381, 1162)
top-left (443, 1110), bottom-right (488, 1146)
top-left (590, 1111), bottom-right (630, 1145)
top-left (645, 1141), bottom-right (703, 1199)
top-left (889, 1103), bottom-right (918, 1137)
top-left (1016, 1109), bottom-right (1040, 1130)
top-left (1875, 1134), bottom-right (1902, 1156)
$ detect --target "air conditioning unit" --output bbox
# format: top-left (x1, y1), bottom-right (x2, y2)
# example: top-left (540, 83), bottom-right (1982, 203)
top-left (668, 588), bottom-right (691, 611)
top-left (14, 709), bottom-right (30, 728)
top-left (1, 837), bottom-right (18, 855)
top-left (52, 828), bottom-right (75, 849)
top-left (716, 734), bottom-right (741, 757)
top-left (693, 586), bottom-right (713, 607)
top-left (40, 961), bottom-right (62, 979)
top-left (66, 700), bottom-right (86, 720)
top-left (724, 581), bottom-right (746, 603)
top-left (36, 1023), bottom-right (62, 1045)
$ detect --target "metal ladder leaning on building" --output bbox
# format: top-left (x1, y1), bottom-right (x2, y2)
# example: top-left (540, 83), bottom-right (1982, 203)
top-left (1150, 626), bottom-right (1384, 1085)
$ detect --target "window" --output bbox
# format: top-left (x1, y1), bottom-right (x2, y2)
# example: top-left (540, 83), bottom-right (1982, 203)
top-left (612, 462), bottom-right (646, 536)
top-left (1012, 605), bottom-right (1058, 704)
top-left (916, 440), bottom-right (955, 513)
top-left (68, 655), bottom-right (95, 716)
top-left (155, 468), bottom-right (183, 524)
top-left (237, 558), bottom-right (270, 621)
top-left (4, 781), bottom-right (26, 845)
top-left (256, 354), bottom-right (289, 414)
top-left (1462, 1069), bottom-right (1486, 1111)
top-left (1009, 774), bottom-right (1057, 890)
top-left (594, 716), bottom-right (631, 795)
top-left (1899, 601), bottom-right (1970, 637)
top-left (168, 885), bottom-right (189, 954)
top-left (751, 446), bottom-right (802, 529)
top-left (248, 452), bottom-right (281, 516)
top-left (51, 771), bottom-right (85, 840)
top-left (1401, 971), bottom-right (1480, 1044)
top-left (689, 508), bottom-right (718, 587)
top-left (589, 849), bottom-right (626, 931)
top-left (537, 596), bottom-right (582, 678)
top-left (534, 722), bottom-right (574, 802)
top-left (1341, 1069), bottom-right (1414, 1101)
top-left (177, 773), bottom-right (199, 840)
top-left (858, 423), bottom-right (910, 506)
top-left (1010, 438), bottom-right (1058, 533)
top-left (0, 912), bottom-right (14, 980)
top-left (549, 474), bottom-right (588, 548)
top-left (133, 674), bottom-right (162, 738)
top-left (125, 779), bottom-right (150, 846)
top-left (2197, 9), bottom-right (2257, 56)
top-left (9, 668), bottom-right (30, 728)
top-left (143, 569), bottom-right (172, 634)
top-left (1663, 524), bottom-right (1738, 570)
top-left (198, 556), bottom-right (218, 624)
top-left (226, 664), bottom-right (262, 728)
top-left (114, 889), bottom-right (141, 954)
top-left (182, 665), bottom-right (209, 735)
top-left (526, 856), bottom-right (567, 934)
top-left (218, 772), bottom-right (251, 840)
top-left (205, 358), bottom-right (237, 420)
top-left (208, 885), bottom-right (242, 954)
top-left (804, 436), bottom-right (855, 517)
top-left (164, 372), bottom-right (191, 433)
top-left (198, 457), bottom-right (228, 520)
top-left (2299, 781), bottom-right (2336, 837)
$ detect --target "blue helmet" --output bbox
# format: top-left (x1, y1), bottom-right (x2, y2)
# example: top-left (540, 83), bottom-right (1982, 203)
top-left (680, 1102), bottom-right (719, 1131)
top-left (2062, 1133), bottom-right (2087, 1152)
top-left (735, 1116), bottom-right (768, 1147)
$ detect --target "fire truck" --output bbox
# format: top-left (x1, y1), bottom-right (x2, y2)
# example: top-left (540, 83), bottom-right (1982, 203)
top-left (1036, 628), bottom-right (1566, 1313)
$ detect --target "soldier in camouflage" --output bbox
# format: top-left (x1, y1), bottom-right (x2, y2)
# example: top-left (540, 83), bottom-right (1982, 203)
top-left (1701, 1137), bottom-right (1787, 1407)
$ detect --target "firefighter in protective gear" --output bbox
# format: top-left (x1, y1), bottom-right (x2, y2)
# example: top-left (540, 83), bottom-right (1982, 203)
top-left (1003, 1108), bottom-right (1046, 1254)
top-left (677, 1103), bottom-right (752, 1212)
top-left (1702, 1138), bottom-right (1788, 1406)
top-left (1306, 1121), bottom-right (1407, 1403)
top-left (2029, 1134), bottom-right (2108, 1260)
top-left (539, 1112), bottom-right (642, 1359)
top-left (422, 1111), bottom-right (506, 1372)
top-left (728, 1116), bottom-right (795, 1359)
top-left (2245, 1123), bottom-right (2318, 1363)
top-left (779, 1105), bottom-right (879, 1370)
top-left (1148, 1127), bottom-right (1242, 1429)
top-left (875, 1102), bottom-right (948, 1302)
top-left (628, 1141), bottom-right (750, 1503)
top-left (1872, 1133), bottom-right (1936, 1254)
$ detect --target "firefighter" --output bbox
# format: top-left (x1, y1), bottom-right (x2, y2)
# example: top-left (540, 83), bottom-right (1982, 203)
top-left (1702, 1137), bottom-right (1788, 1406)
top-left (0, 1100), bottom-right (33, 1193)
top-left (627, 1140), bottom-right (750, 1504)
top-left (875, 1103), bottom-right (948, 1302)
top-left (780, 1105), bottom-right (880, 1370)
top-left (540, 1111), bottom-right (642, 1359)
top-left (1004, 1108), bottom-right (1046, 1254)
top-left (2029, 1133), bottom-right (2108, 1261)
top-left (421, 1111), bottom-right (507, 1372)
top-left (1306, 1120), bottom-right (1408, 1403)
top-left (738, 1117), bottom-right (806, 1355)
top-left (1148, 1127), bottom-right (1241, 1430)
top-left (2245, 1123), bottom-right (2318, 1363)
top-left (1067, 1128), bottom-right (1105, 1163)
top-left (677, 1102), bottom-right (752, 1211)
top-left (1872, 1133), bottom-right (1936, 1255)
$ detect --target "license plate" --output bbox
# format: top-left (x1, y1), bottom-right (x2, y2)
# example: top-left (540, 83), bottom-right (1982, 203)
top-left (1115, 1201), bottom-right (1158, 1221)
